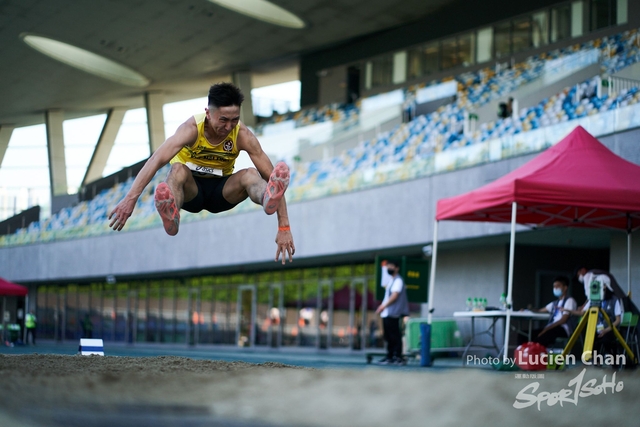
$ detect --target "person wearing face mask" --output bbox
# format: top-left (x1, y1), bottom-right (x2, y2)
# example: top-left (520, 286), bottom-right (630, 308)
top-left (564, 271), bottom-right (623, 361)
top-left (569, 267), bottom-right (640, 365)
top-left (375, 260), bottom-right (410, 365)
top-left (519, 276), bottom-right (577, 347)
top-left (574, 267), bottom-right (613, 308)
top-left (573, 266), bottom-right (639, 315)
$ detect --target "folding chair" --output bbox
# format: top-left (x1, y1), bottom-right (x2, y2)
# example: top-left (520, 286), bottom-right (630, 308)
top-left (620, 312), bottom-right (639, 357)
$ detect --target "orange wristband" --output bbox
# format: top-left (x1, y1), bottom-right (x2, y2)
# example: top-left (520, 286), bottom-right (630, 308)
top-left (278, 226), bottom-right (290, 232)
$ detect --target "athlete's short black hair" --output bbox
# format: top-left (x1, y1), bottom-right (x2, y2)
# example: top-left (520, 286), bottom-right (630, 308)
top-left (553, 276), bottom-right (569, 288)
top-left (208, 82), bottom-right (244, 109)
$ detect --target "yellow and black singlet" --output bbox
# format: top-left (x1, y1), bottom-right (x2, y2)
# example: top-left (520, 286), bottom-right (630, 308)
top-left (170, 112), bottom-right (240, 177)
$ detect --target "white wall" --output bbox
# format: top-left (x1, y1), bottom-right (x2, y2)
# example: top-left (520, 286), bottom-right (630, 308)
top-left (610, 232), bottom-right (640, 299)
top-left (427, 245), bottom-right (507, 350)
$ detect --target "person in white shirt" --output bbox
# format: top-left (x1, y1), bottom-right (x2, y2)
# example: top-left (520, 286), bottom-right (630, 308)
top-left (575, 267), bottom-right (612, 306)
top-left (565, 268), bottom-right (622, 357)
top-left (375, 260), bottom-right (410, 365)
top-left (527, 276), bottom-right (577, 347)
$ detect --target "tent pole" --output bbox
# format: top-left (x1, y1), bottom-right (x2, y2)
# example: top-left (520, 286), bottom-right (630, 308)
top-left (2, 297), bottom-right (5, 344)
top-left (628, 214), bottom-right (632, 296)
top-left (427, 220), bottom-right (439, 324)
top-left (503, 202), bottom-right (517, 364)
top-left (23, 294), bottom-right (29, 343)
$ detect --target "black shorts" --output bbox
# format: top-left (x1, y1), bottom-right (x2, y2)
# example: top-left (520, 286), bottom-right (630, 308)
top-left (181, 175), bottom-right (238, 214)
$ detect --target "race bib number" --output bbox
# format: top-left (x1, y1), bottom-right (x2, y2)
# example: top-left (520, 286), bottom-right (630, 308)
top-left (186, 162), bottom-right (223, 177)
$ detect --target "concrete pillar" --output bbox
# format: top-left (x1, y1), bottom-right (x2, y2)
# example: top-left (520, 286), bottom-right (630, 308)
top-left (145, 91), bottom-right (165, 153)
top-left (232, 71), bottom-right (256, 128)
top-left (46, 110), bottom-right (68, 197)
top-left (82, 108), bottom-right (128, 186)
top-left (0, 124), bottom-right (16, 167)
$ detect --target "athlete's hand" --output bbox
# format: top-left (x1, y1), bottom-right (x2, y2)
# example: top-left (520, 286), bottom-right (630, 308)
top-left (275, 228), bottom-right (295, 264)
top-left (108, 197), bottom-right (137, 231)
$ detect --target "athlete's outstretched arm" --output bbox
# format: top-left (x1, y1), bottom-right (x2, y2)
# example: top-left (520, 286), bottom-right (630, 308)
top-left (108, 118), bottom-right (198, 231)
top-left (238, 124), bottom-right (295, 264)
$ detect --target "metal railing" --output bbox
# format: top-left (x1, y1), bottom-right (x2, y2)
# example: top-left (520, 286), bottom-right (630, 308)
top-left (607, 75), bottom-right (640, 96)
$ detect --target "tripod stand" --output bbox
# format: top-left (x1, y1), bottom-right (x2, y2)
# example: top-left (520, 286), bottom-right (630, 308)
top-left (559, 305), bottom-right (638, 367)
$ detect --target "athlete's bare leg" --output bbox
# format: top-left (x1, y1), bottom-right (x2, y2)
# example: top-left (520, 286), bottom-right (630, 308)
top-left (155, 163), bottom-right (198, 236)
top-left (222, 162), bottom-right (289, 215)
top-left (165, 163), bottom-right (199, 208)
top-left (221, 168), bottom-right (266, 205)
top-left (222, 163), bottom-right (289, 214)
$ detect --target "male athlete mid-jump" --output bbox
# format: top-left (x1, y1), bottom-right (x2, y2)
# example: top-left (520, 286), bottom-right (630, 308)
top-left (108, 82), bottom-right (294, 264)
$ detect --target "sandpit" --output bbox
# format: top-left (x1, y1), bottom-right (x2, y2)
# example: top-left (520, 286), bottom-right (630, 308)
top-left (1, 354), bottom-right (639, 426)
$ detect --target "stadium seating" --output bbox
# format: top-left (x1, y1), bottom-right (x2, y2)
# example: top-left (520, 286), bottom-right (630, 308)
top-left (1, 28), bottom-right (638, 247)
top-left (253, 102), bottom-right (360, 136)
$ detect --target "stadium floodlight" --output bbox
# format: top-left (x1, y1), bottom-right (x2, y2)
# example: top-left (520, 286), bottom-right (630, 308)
top-left (21, 33), bottom-right (150, 87)
top-left (208, 0), bottom-right (305, 29)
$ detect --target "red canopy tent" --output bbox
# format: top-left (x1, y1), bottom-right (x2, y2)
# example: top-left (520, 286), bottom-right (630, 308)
top-left (426, 126), bottom-right (640, 362)
top-left (0, 277), bottom-right (28, 342)
top-left (436, 125), bottom-right (640, 228)
top-left (0, 277), bottom-right (28, 296)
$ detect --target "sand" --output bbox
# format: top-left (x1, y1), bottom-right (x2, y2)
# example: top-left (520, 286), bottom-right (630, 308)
top-left (1, 354), bottom-right (639, 426)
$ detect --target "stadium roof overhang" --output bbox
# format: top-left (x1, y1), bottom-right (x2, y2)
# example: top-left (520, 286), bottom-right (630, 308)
top-left (0, 0), bottom-right (461, 129)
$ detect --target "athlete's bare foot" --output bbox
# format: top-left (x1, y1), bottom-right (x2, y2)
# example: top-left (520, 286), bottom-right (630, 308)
top-left (154, 182), bottom-right (180, 236)
top-left (263, 162), bottom-right (290, 215)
